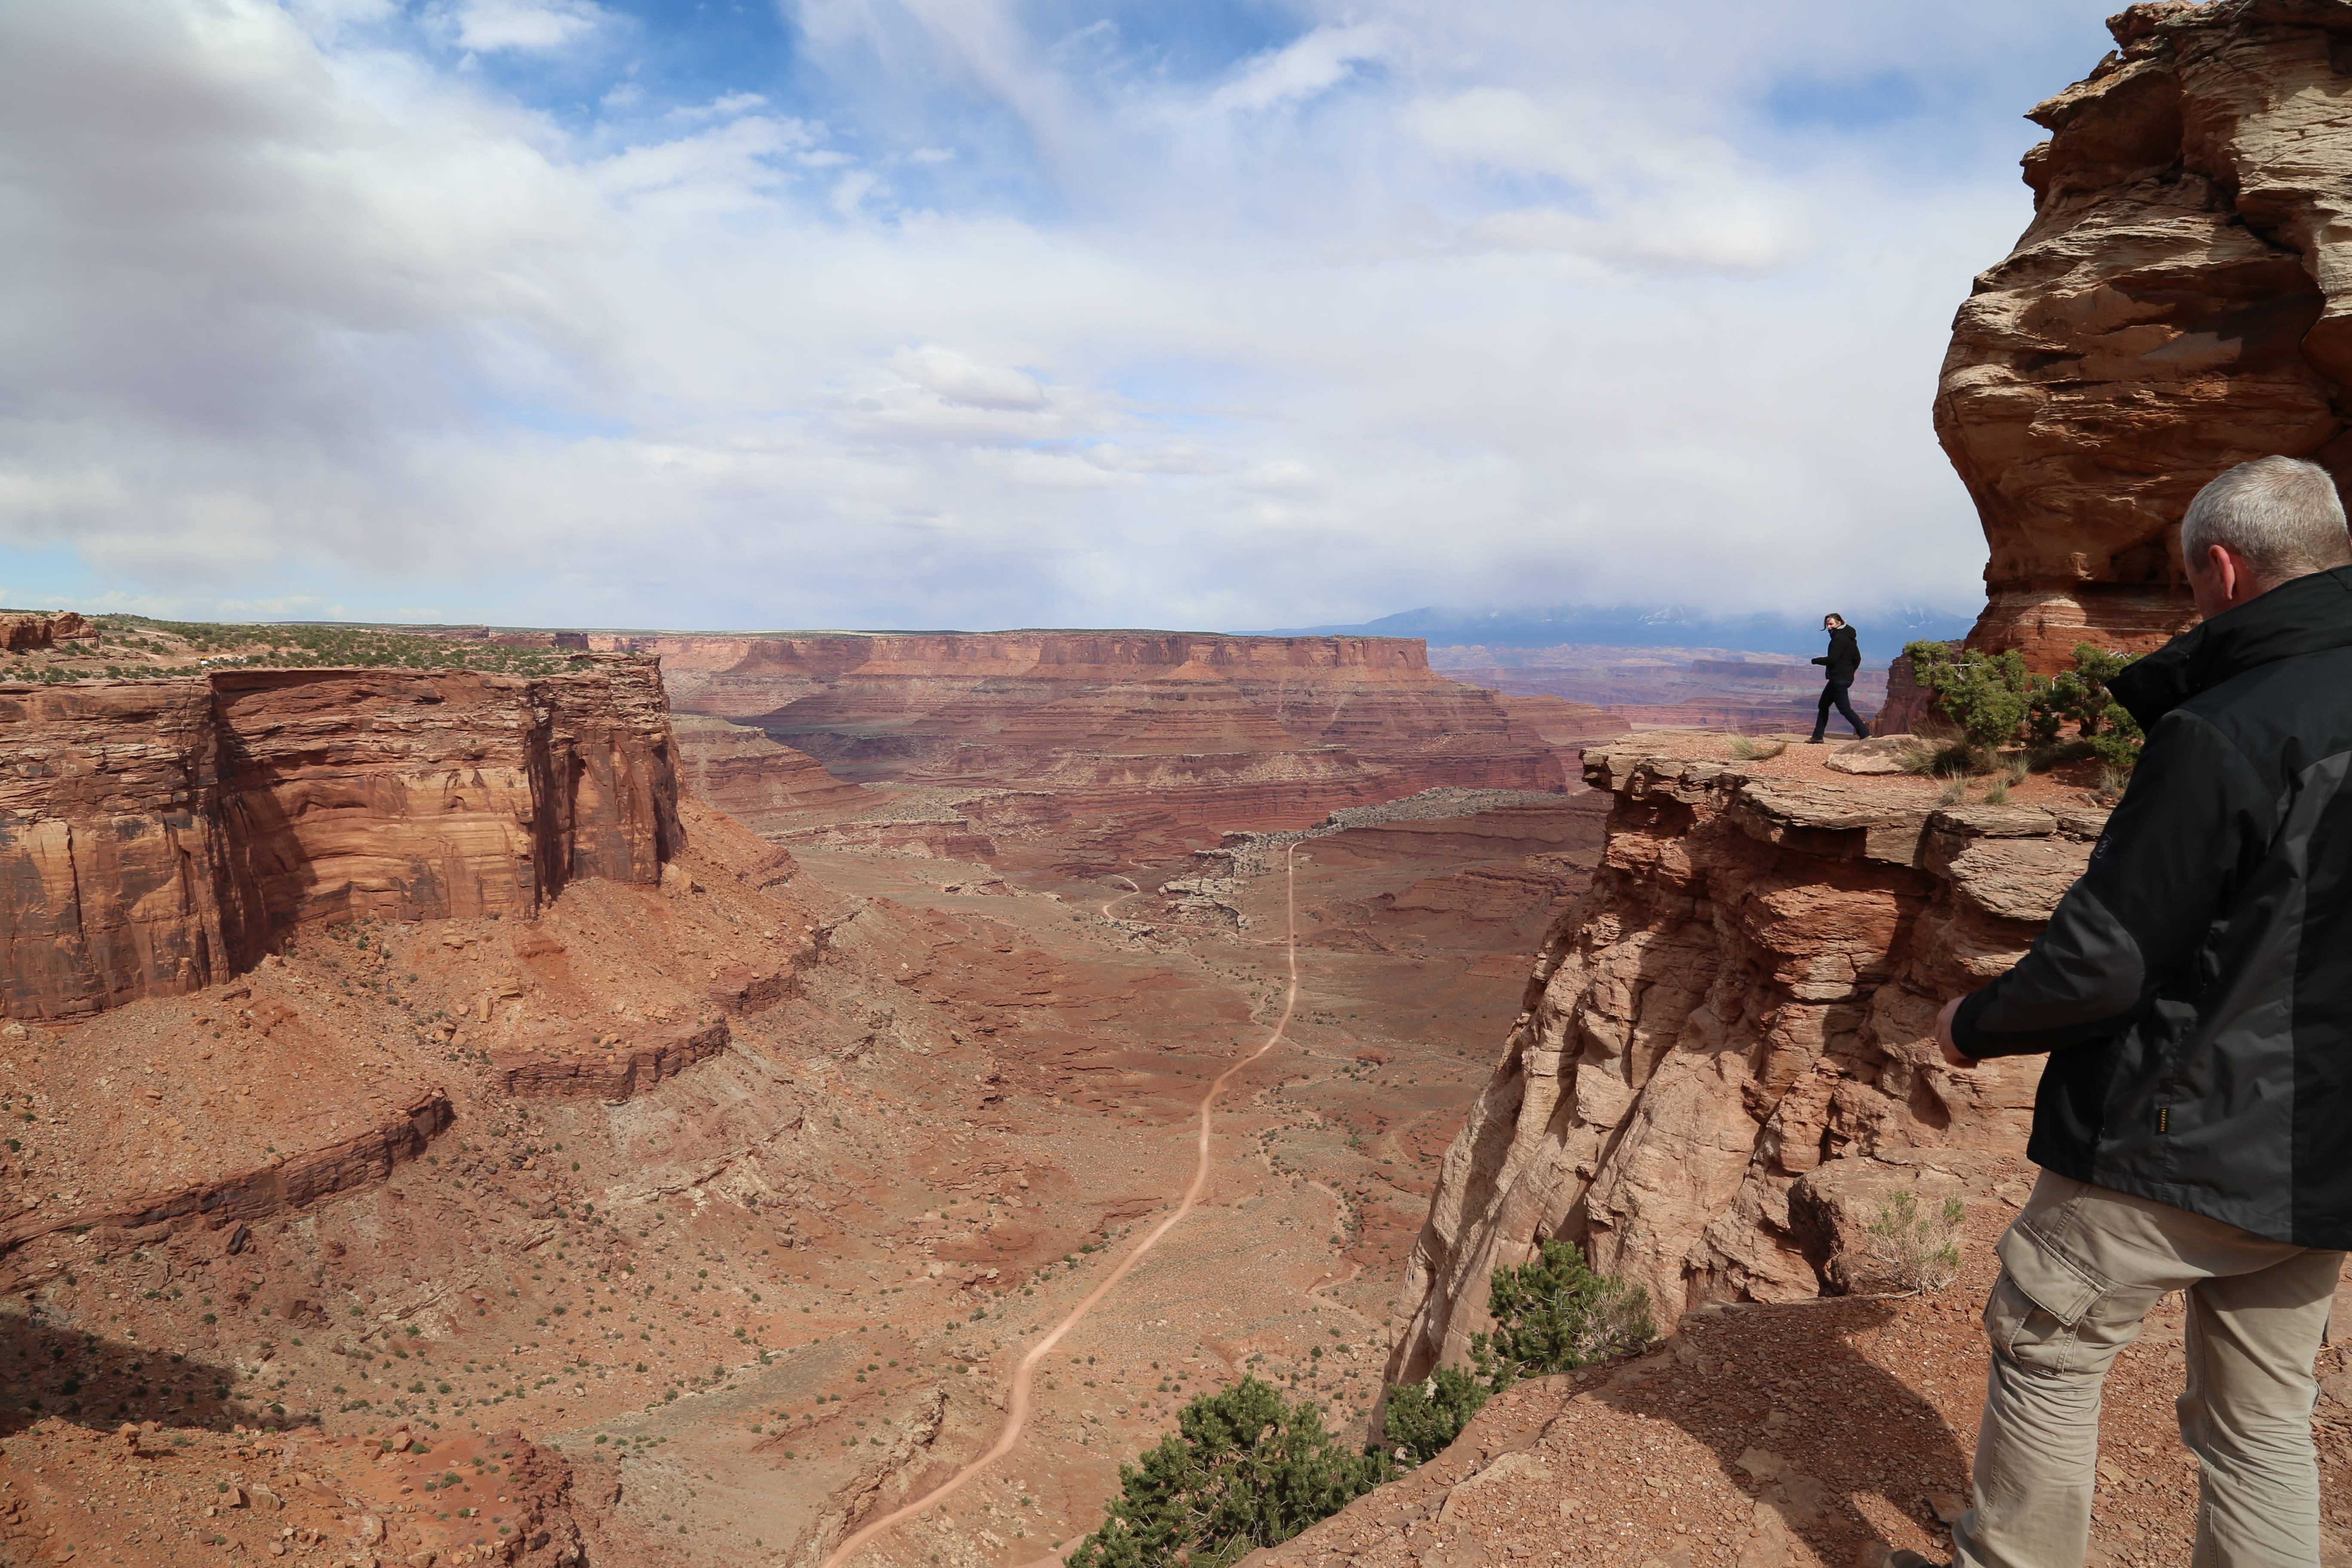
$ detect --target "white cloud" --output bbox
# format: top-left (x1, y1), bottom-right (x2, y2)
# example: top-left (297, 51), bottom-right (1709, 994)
top-left (441, 0), bottom-right (609, 53)
top-left (590, 115), bottom-right (816, 201)
top-left (0, 0), bottom-right (2119, 632)
top-left (1402, 87), bottom-right (1811, 270)
top-left (214, 593), bottom-right (347, 619)
top-left (673, 91), bottom-right (770, 120)
top-left (888, 345), bottom-right (1047, 411)
top-left (1207, 22), bottom-right (1388, 114)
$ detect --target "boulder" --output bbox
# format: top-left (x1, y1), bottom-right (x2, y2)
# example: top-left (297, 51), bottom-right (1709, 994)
top-left (1823, 736), bottom-right (1923, 776)
top-left (1788, 1154), bottom-right (2006, 1295)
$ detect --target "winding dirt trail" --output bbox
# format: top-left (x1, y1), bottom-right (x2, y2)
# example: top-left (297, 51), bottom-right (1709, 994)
top-left (823, 845), bottom-right (1304, 1568)
top-left (1097, 874), bottom-right (1143, 920)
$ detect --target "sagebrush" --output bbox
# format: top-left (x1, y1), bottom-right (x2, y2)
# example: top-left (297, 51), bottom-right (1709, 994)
top-left (1866, 1188), bottom-right (1966, 1294)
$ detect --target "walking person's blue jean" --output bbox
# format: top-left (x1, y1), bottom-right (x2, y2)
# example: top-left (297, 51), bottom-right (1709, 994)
top-left (1812, 680), bottom-right (1867, 740)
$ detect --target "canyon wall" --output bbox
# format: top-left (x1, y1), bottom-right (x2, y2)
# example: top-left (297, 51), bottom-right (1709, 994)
top-left (1387, 734), bottom-right (2098, 1382)
top-left (600, 631), bottom-right (1625, 832)
top-left (670, 714), bottom-right (870, 832)
top-left (1940, 0), bottom-right (2352, 668)
top-left (0, 656), bottom-right (680, 1021)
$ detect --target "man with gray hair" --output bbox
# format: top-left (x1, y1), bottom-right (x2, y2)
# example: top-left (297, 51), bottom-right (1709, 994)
top-left (1894, 453), bottom-right (2352, 1568)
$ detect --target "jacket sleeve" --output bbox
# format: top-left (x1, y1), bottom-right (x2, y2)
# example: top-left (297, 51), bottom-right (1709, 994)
top-left (1950, 708), bottom-right (2274, 1060)
top-left (1811, 656), bottom-right (1827, 665)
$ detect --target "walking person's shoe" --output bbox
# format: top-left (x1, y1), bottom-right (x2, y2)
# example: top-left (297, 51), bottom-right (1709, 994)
top-left (1856, 725), bottom-right (1871, 740)
top-left (1806, 736), bottom-right (1824, 744)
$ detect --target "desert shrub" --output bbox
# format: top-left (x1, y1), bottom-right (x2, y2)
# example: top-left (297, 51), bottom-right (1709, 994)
top-left (2024, 644), bottom-right (2147, 776)
top-left (1381, 1241), bottom-right (1653, 1465)
top-left (1898, 739), bottom-right (1969, 778)
top-left (1472, 1239), bottom-right (1655, 1391)
top-left (1729, 737), bottom-right (1787, 761)
top-left (1066, 1377), bottom-right (1391, 1568)
top-left (1381, 1364), bottom-right (1489, 1466)
top-left (2085, 704), bottom-right (2146, 772)
top-left (1905, 641), bottom-right (2040, 758)
top-left (1866, 1189), bottom-right (1966, 1294)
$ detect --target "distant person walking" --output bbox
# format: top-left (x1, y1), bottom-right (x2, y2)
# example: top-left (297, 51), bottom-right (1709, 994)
top-left (1807, 613), bottom-right (1868, 742)
top-left (1899, 455), bottom-right (2352, 1568)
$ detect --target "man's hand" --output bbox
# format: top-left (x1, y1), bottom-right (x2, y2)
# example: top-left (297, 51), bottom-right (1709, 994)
top-left (1936, 996), bottom-right (1977, 1069)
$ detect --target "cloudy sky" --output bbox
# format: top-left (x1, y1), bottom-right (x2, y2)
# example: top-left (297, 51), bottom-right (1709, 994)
top-left (0, 0), bottom-right (2118, 631)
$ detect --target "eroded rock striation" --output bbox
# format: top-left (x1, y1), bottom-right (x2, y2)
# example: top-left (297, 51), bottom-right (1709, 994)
top-left (1939, 0), bottom-right (2352, 668)
top-left (1388, 735), bottom-right (2099, 1381)
top-left (605, 631), bottom-right (1623, 830)
top-left (671, 712), bottom-right (870, 830)
top-left (0, 656), bottom-right (680, 1020)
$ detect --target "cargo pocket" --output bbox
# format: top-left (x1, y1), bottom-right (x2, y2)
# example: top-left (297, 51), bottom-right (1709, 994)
top-left (1984, 1217), bottom-right (2110, 1374)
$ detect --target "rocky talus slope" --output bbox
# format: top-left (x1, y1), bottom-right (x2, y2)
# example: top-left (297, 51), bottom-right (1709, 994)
top-left (1388, 734), bottom-right (2104, 1380)
top-left (1937, 0), bottom-right (2352, 668)
top-left (1254, 1237), bottom-right (2352, 1568)
top-left (0, 658), bottom-right (679, 1022)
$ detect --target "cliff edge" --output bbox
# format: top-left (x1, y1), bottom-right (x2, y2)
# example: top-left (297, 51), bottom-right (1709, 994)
top-left (1387, 735), bottom-right (2101, 1380)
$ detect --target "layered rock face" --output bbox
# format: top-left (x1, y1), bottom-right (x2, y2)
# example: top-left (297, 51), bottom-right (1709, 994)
top-left (671, 713), bottom-right (870, 831)
top-left (1388, 735), bottom-right (2101, 1381)
top-left (606, 631), bottom-right (1623, 831)
top-left (0, 657), bottom-right (680, 1020)
top-left (1939, 0), bottom-right (2352, 668)
top-left (0, 611), bottom-right (93, 652)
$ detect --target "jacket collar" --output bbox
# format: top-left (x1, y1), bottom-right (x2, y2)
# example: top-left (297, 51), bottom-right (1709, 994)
top-left (2111, 564), bottom-right (2352, 730)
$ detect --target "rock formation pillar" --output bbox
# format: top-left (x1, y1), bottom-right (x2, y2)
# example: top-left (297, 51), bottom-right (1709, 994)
top-left (1937, 0), bottom-right (2352, 669)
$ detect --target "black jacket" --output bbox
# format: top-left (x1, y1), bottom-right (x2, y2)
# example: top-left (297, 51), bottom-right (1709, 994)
top-left (1813, 625), bottom-right (1861, 683)
top-left (1951, 564), bottom-right (2352, 1246)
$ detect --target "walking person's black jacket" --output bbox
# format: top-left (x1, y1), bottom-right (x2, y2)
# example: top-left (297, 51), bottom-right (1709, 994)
top-left (1951, 564), bottom-right (2352, 1246)
top-left (1813, 625), bottom-right (1861, 682)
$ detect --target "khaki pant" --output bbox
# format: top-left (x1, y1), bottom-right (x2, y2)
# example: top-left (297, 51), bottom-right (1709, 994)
top-left (1956, 1172), bottom-right (2343, 1568)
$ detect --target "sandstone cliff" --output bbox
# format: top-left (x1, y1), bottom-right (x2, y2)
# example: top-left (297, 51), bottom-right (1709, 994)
top-left (0, 656), bottom-right (680, 1020)
top-left (0, 611), bottom-right (93, 652)
top-left (671, 713), bottom-right (870, 831)
top-left (1939, 0), bottom-right (2352, 668)
top-left (602, 631), bottom-right (1624, 832)
top-left (1387, 735), bottom-right (2101, 1381)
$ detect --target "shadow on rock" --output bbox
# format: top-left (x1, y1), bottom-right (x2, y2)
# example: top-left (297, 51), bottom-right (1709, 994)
top-left (1576, 1294), bottom-right (1974, 1563)
top-left (0, 1305), bottom-right (263, 1435)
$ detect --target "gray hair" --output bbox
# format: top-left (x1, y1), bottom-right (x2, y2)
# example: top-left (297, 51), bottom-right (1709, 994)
top-left (2181, 455), bottom-right (2352, 584)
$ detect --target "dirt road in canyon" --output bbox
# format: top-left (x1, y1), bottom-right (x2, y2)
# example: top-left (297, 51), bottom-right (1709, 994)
top-left (824, 845), bottom-right (1307, 1568)
top-left (1096, 875), bottom-right (1144, 920)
